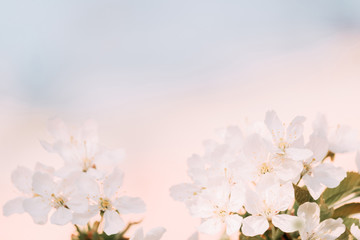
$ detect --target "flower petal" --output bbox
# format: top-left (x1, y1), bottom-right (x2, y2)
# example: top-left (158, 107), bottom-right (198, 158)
top-left (225, 214), bottom-right (243, 235)
top-left (198, 217), bottom-right (223, 235)
top-left (3, 197), bottom-right (25, 216)
top-left (103, 168), bottom-right (124, 198)
top-left (242, 215), bottom-right (269, 237)
top-left (286, 148), bottom-right (313, 161)
top-left (11, 166), bottom-right (33, 194)
top-left (329, 125), bottom-right (358, 153)
top-left (312, 163), bottom-right (346, 188)
top-left (272, 214), bottom-right (302, 233)
top-left (303, 174), bottom-right (326, 200)
top-left (297, 202), bottom-right (320, 238)
top-left (144, 227), bottom-right (166, 240)
top-left (47, 118), bottom-right (70, 142)
top-left (286, 116), bottom-right (305, 143)
top-left (315, 218), bottom-right (345, 240)
top-left (265, 111), bottom-right (284, 145)
top-left (351, 224), bottom-right (360, 239)
top-left (103, 210), bottom-right (125, 235)
top-left (32, 172), bottom-right (56, 197)
top-left (130, 227), bottom-right (144, 240)
top-left (113, 196), bottom-right (146, 214)
top-left (50, 206), bottom-right (72, 225)
top-left (23, 197), bottom-right (51, 224)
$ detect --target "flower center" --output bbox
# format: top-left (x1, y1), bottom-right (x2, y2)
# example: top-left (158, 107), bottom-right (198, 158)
top-left (99, 197), bottom-right (112, 211)
top-left (278, 139), bottom-right (289, 151)
top-left (51, 194), bottom-right (66, 208)
top-left (259, 162), bottom-right (273, 175)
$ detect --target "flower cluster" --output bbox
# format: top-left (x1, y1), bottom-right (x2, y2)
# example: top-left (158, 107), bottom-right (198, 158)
top-left (171, 111), bottom-right (360, 239)
top-left (3, 118), bottom-right (165, 240)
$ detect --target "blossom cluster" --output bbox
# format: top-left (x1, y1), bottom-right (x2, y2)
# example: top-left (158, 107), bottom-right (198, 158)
top-left (3, 118), bottom-right (165, 240)
top-left (171, 111), bottom-right (360, 239)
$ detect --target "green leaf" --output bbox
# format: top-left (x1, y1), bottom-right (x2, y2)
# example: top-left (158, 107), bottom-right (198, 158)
top-left (316, 196), bottom-right (334, 222)
top-left (239, 234), bottom-right (264, 240)
top-left (343, 217), bottom-right (360, 229)
top-left (321, 172), bottom-right (360, 206)
top-left (333, 203), bottom-right (360, 218)
top-left (293, 184), bottom-right (314, 205)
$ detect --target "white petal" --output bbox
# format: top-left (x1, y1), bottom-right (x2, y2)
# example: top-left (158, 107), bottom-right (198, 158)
top-left (244, 189), bottom-right (262, 215)
top-left (113, 196), bottom-right (146, 214)
top-left (303, 174), bottom-right (326, 200)
top-left (103, 210), bottom-right (125, 235)
top-left (34, 162), bottom-right (55, 174)
top-left (23, 197), bottom-right (51, 224)
top-left (80, 119), bottom-right (98, 143)
top-left (66, 195), bottom-right (89, 213)
top-left (297, 202), bottom-right (320, 238)
top-left (286, 148), bottom-right (313, 161)
top-left (225, 214), bottom-right (243, 235)
top-left (351, 224), bottom-right (360, 239)
top-left (72, 210), bottom-right (97, 226)
top-left (47, 118), bottom-right (70, 142)
top-left (312, 114), bottom-right (328, 137)
top-left (243, 134), bottom-right (269, 164)
top-left (50, 206), bottom-right (72, 225)
top-left (242, 216), bottom-right (269, 237)
top-left (189, 198), bottom-right (214, 218)
top-left (103, 168), bottom-right (124, 198)
top-left (312, 163), bottom-right (346, 188)
top-left (73, 172), bottom-right (100, 199)
top-left (32, 172), bottom-right (56, 197)
top-left (11, 166), bottom-right (33, 194)
top-left (275, 159), bottom-right (303, 181)
top-left (198, 217), bottom-right (223, 234)
top-left (228, 186), bottom-right (245, 212)
top-left (276, 181), bottom-right (295, 211)
top-left (286, 116), bottom-right (305, 143)
top-left (272, 214), bottom-right (301, 233)
top-left (40, 140), bottom-right (54, 152)
top-left (306, 135), bottom-right (329, 164)
top-left (265, 111), bottom-right (284, 145)
top-left (130, 227), bottom-right (144, 240)
top-left (3, 197), bottom-right (25, 216)
top-left (329, 125), bottom-right (358, 153)
top-left (169, 183), bottom-right (200, 202)
top-left (315, 218), bottom-right (345, 240)
top-left (144, 227), bottom-right (166, 240)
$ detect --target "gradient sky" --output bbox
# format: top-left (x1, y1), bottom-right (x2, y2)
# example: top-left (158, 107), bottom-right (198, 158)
top-left (1, 1), bottom-right (360, 239)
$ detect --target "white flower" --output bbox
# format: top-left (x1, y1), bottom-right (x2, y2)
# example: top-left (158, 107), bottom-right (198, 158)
top-left (190, 184), bottom-right (244, 235)
top-left (41, 118), bottom-right (124, 178)
top-left (351, 224), bottom-right (360, 239)
top-left (264, 111), bottom-right (312, 161)
top-left (313, 114), bottom-right (358, 153)
top-left (23, 171), bottom-right (88, 225)
top-left (296, 202), bottom-right (345, 240)
top-left (130, 227), bottom-right (166, 240)
top-left (242, 174), bottom-right (299, 236)
top-left (3, 163), bottom-right (54, 218)
top-left (84, 168), bottom-right (146, 235)
top-left (242, 133), bottom-right (303, 182)
top-left (302, 135), bottom-right (346, 199)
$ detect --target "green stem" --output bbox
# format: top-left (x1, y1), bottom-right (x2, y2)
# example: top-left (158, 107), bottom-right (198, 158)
top-left (271, 223), bottom-right (276, 240)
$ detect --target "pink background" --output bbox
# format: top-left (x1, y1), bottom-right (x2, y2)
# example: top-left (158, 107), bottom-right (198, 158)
top-left (1, 1), bottom-right (360, 239)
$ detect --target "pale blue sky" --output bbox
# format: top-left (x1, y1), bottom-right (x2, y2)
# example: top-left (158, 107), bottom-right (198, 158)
top-left (1, 0), bottom-right (360, 111)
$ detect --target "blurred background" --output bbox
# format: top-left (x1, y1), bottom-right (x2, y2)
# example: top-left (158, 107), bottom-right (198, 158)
top-left (1, 0), bottom-right (360, 239)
